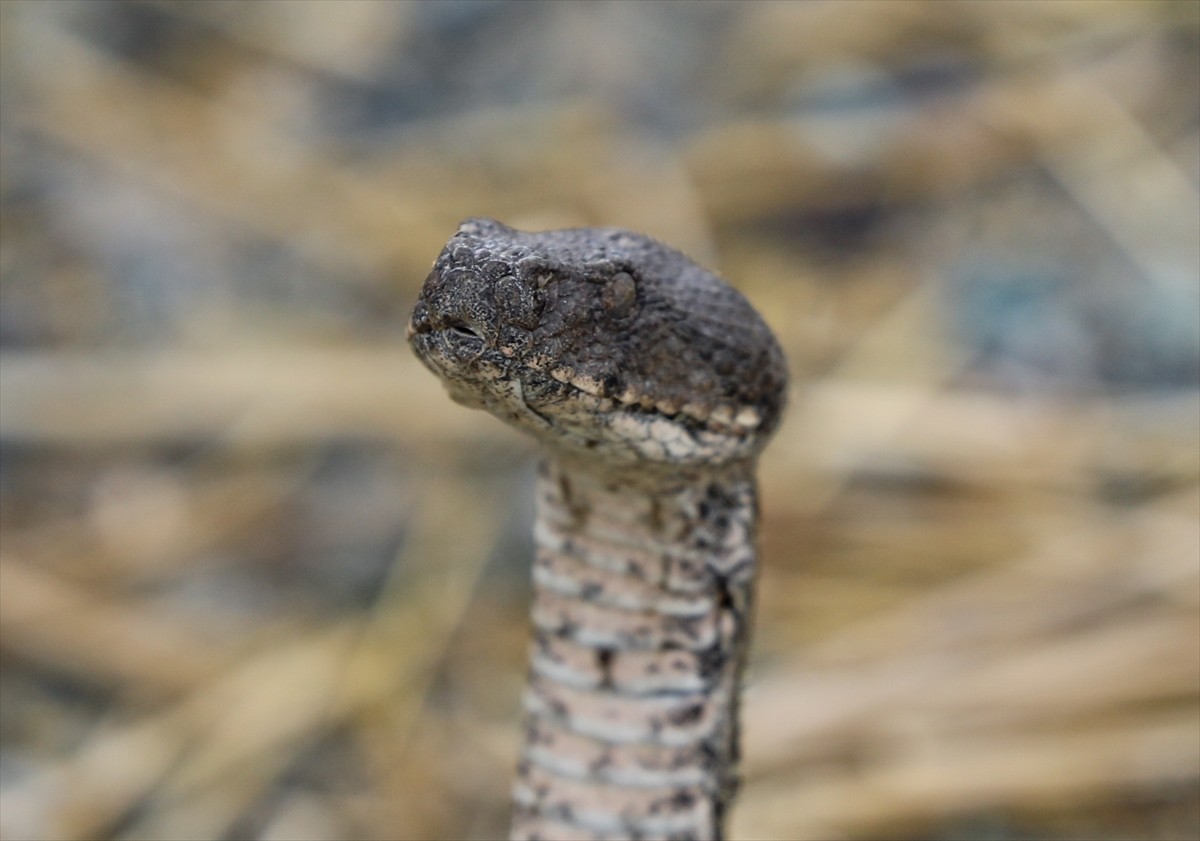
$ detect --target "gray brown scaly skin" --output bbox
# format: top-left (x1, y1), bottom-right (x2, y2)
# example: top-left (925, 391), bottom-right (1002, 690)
top-left (408, 218), bottom-right (787, 841)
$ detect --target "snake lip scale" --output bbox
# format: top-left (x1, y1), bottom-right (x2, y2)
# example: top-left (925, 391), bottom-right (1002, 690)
top-left (410, 321), bottom-right (762, 430)
top-left (409, 218), bottom-right (788, 841)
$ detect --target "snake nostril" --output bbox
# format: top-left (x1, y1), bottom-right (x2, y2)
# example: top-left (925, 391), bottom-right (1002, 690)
top-left (447, 320), bottom-right (483, 342)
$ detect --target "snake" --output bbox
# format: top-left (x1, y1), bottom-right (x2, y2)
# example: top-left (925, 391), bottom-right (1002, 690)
top-left (407, 218), bottom-right (788, 841)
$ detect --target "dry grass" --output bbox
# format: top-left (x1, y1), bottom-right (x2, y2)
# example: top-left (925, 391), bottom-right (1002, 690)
top-left (1, 2), bottom-right (1196, 840)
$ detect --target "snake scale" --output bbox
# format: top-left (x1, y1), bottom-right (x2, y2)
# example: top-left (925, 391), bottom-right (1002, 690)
top-left (408, 218), bottom-right (788, 841)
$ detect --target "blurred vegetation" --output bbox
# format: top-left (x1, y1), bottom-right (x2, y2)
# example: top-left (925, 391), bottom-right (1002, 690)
top-left (0, 2), bottom-right (1197, 840)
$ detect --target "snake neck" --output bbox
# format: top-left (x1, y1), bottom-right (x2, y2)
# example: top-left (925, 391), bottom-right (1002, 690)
top-left (510, 458), bottom-right (759, 841)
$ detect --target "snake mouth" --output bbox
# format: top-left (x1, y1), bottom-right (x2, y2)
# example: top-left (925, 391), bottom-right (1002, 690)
top-left (409, 316), bottom-right (767, 467)
top-left (412, 326), bottom-right (763, 443)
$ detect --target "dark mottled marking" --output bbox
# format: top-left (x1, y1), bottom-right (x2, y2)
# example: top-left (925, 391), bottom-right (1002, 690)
top-left (553, 621), bottom-right (577, 640)
top-left (706, 483), bottom-right (732, 506)
top-left (589, 750), bottom-right (613, 775)
top-left (558, 473), bottom-right (590, 527)
top-left (529, 720), bottom-right (554, 746)
top-left (697, 643), bottom-right (727, 682)
top-left (665, 614), bottom-right (705, 642)
top-left (669, 748), bottom-right (699, 769)
top-left (716, 579), bottom-right (735, 611)
top-left (671, 789), bottom-right (696, 809)
top-left (596, 647), bottom-right (615, 689)
top-left (648, 496), bottom-right (664, 531)
top-left (715, 574), bottom-right (749, 625)
top-left (536, 632), bottom-right (563, 662)
top-left (669, 703), bottom-right (705, 726)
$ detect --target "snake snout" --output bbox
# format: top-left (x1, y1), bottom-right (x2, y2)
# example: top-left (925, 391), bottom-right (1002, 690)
top-left (410, 262), bottom-right (499, 349)
top-left (406, 300), bottom-right (433, 339)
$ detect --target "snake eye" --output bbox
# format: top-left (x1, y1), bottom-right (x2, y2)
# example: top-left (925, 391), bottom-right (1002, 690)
top-left (604, 271), bottom-right (637, 315)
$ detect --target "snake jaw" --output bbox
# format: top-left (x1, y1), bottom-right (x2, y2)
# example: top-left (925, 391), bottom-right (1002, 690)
top-left (412, 338), bottom-right (763, 468)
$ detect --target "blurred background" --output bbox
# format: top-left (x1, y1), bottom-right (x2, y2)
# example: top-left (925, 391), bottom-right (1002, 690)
top-left (0, 2), bottom-right (1197, 840)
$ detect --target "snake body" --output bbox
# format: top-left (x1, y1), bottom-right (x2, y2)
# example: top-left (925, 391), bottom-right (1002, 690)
top-left (408, 219), bottom-right (787, 840)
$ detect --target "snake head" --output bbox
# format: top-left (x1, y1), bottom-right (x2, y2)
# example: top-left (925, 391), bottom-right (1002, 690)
top-left (408, 218), bottom-right (788, 469)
